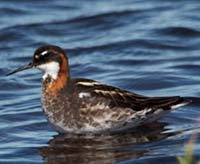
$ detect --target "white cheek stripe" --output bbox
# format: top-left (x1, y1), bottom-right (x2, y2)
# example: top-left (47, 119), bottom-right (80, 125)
top-left (37, 62), bottom-right (60, 80)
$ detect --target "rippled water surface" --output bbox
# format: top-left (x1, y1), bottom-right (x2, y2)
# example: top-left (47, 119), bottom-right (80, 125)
top-left (1, 0), bottom-right (200, 163)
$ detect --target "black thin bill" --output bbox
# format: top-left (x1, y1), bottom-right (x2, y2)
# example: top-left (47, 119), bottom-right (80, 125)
top-left (6, 63), bottom-right (33, 76)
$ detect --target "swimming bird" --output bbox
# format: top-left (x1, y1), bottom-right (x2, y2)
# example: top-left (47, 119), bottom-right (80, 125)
top-left (7, 45), bottom-right (190, 134)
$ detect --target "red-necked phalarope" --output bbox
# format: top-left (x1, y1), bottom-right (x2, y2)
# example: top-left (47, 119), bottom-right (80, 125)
top-left (7, 45), bottom-right (191, 134)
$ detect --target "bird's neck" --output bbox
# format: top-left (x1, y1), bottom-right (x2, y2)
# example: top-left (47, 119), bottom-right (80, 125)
top-left (43, 59), bottom-right (70, 95)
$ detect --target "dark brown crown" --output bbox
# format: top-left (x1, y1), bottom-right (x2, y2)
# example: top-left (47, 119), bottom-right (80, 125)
top-left (33, 45), bottom-right (67, 66)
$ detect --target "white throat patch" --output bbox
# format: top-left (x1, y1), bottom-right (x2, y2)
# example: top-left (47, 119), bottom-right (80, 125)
top-left (36, 61), bottom-right (60, 80)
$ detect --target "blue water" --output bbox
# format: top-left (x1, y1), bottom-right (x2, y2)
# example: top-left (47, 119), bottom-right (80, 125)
top-left (1, 0), bottom-right (200, 163)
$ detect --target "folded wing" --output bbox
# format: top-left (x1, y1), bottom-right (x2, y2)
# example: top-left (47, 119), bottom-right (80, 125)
top-left (75, 78), bottom-right (190, 112)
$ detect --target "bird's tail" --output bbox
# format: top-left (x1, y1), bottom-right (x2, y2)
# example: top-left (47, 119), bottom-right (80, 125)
top-left (170, 97), bottom-right (191, 109)
top-left (145, 96), bottom-right (191, 110)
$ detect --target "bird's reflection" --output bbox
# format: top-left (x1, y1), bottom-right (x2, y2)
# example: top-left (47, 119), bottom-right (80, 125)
top-left (39, 122), bottom-right (179, 164)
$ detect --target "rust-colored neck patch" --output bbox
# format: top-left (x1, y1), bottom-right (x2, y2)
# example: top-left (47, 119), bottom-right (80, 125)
top-left (45, 54), bottom-right (69, 95)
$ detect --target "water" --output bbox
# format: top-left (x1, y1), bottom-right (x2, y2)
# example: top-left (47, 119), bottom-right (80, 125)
top-left (0, 0), bottom-right (200, 163)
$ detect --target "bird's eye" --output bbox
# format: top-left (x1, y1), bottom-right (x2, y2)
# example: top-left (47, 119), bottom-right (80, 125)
top-left (37, 51), bottom-right (51, 60)
top-left (35, 54), bottom-right (40, 59)
top-left (34, 51), bottom-right (50, 61)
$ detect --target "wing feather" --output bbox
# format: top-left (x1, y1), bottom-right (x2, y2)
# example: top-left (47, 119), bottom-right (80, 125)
top-left (74, 78), bottom-right (189, 111)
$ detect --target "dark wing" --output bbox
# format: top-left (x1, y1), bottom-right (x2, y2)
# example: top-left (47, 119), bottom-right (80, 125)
top-left (74, 78), bottom-right (189, 111)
